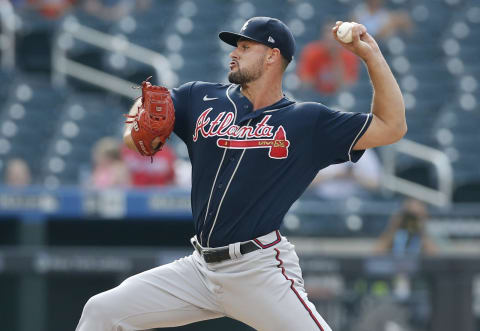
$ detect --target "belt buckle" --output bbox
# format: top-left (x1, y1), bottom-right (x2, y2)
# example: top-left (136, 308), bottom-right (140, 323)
top-left (201, 246), bottom-right (226, 263)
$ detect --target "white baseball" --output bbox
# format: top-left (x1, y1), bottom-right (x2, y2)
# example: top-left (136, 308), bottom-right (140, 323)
top-left (337, 22), bottom-right (353, 43)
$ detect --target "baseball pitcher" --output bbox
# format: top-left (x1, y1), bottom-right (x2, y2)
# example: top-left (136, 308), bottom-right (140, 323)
top-left (76, 17), bottom-right (406, 331)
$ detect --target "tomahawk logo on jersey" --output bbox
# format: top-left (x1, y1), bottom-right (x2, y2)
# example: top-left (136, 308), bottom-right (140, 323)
top-left (171, 81), bottom-right (372, 248)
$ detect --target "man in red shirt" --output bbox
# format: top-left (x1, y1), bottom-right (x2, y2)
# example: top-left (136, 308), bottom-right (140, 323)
top-left (121, 143), bottom-right (176, 187)
top-left (297, 22), bottom-right (359, 94)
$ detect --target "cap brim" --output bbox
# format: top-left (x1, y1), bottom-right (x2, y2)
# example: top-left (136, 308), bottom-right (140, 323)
top-left (219, 31), bottom-right (260, 47)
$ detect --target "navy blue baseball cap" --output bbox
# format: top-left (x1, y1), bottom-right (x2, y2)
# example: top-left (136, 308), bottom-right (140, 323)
top-left (219, 17), bottom-right (296, 62)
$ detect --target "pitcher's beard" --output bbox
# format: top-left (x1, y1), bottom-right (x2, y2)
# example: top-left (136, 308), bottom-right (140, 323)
top-left (229, 69), bottom-right (259, 85)
top-left (228, 59), bottom-right (264, 85)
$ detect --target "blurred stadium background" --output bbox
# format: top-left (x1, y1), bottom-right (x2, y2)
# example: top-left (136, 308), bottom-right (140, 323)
top-left (0, 0), bottom-right (479, 330)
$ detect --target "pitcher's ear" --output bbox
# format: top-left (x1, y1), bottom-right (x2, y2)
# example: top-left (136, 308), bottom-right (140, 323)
top-left (267, 48), bottom-right (281, 64)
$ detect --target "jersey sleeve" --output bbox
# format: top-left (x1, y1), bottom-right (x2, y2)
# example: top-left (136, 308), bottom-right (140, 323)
top-left (313, 106), bottom-right (372, 165)
top-left (170, 81), bottom-right (195, 143)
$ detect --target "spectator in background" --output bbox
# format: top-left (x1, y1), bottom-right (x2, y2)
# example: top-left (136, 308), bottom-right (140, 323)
top-left (4, 158), bottom-right (31, 187)
top-left (121, 143), bottom-right (176, 187)
top-left (375, 198), bottom-right (438, 256)
top-left (371, 198), bottom-right (438, 312)
top-left (90, 137), bottom-right (130, 189)
top-left (352, 0), bottom-right (413, 40)
top-left (309, 149), bottom-right (381, 200)
top-left (297, 21), bottom-right (359, 95)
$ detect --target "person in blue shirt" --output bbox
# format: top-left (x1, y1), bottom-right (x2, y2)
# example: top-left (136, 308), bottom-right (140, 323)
top-left (77, 17), bottom-right (406, 331)
top-left (375, 198), bottom-right (437, 256)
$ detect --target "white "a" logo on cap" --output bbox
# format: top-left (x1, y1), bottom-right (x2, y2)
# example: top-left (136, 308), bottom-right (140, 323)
top-left (241, 20), bottom-right (250, 32)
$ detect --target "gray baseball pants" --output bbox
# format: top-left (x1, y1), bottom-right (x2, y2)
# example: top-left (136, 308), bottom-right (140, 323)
top-left (76, 231), bottom-right (332, 331)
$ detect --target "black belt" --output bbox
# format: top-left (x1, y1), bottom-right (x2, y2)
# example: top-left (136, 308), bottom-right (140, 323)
top-left (192, 240), bottom-right (260, 263)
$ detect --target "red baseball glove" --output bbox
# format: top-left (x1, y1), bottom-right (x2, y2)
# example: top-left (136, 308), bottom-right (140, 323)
top-left (125, 77), bottom-right (175, 156)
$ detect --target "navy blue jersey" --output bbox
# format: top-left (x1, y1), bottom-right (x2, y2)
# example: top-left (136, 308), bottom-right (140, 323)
top-left (171, 81), bottom-right (372, 247)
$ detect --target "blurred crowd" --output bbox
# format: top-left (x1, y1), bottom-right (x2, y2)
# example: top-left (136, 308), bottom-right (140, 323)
top-left (2, 138), bottom-right (191, 189)
top-left (8, 0), bottom-right (413, 95)
top-left (89, 137), bottom-right (191, 189)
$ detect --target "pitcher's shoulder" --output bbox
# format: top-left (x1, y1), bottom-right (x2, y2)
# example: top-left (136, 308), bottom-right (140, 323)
top-left (289, 100), bottom-right (334, 117)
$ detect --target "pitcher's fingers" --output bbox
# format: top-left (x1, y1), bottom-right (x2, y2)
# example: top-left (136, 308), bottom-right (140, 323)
top-left (357, 23), bottom-right (367, 36)
top-left (351, 23), bottom-right (366, 43)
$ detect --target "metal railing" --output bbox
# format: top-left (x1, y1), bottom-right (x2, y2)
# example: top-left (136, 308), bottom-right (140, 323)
top-left (381, 138), bottom-right (453, 207)
top-left (52, 16), bottom-right (177, 97)
top-left (0, 0), bottom-right (15, 69)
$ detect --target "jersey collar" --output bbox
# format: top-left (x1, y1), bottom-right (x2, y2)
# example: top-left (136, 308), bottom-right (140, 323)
top-left (230, 85), bottom-right (295, 122)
